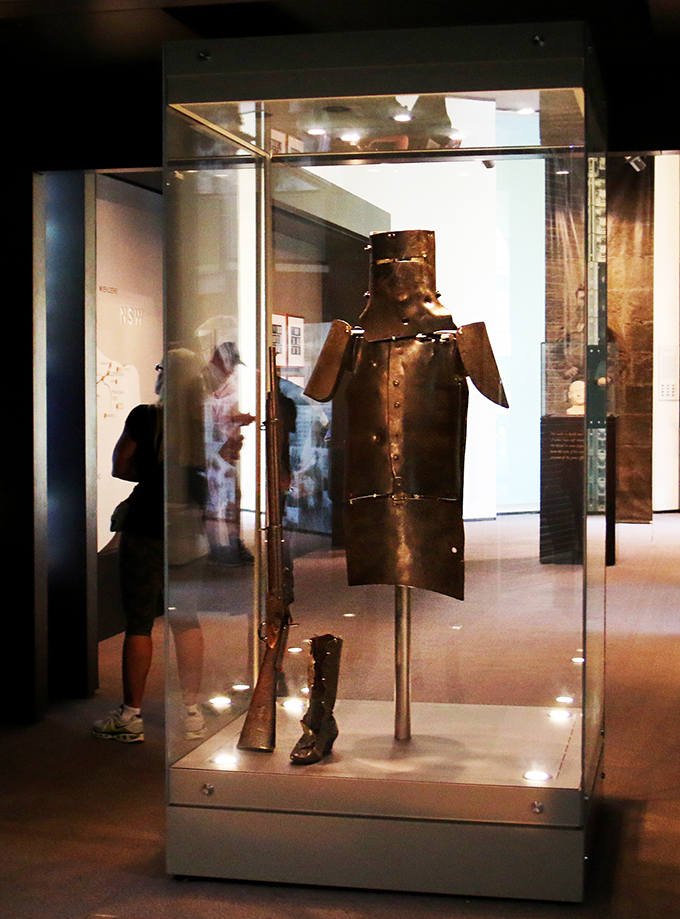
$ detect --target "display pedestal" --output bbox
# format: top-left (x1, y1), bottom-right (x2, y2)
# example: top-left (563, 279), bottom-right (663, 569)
top-left (540, 416), bottom-right (584, 564)
top-left (167, 701), bottom-right (598, 901)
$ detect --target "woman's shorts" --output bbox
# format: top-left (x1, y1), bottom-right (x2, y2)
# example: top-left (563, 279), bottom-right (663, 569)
top-left (119, 532), bottom-right (164, 637)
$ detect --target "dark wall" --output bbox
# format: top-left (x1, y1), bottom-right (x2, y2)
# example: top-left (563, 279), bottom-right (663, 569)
top-left (0, 16), bottom-right (186, 723)
top-left (0, 2), bottom-right (678, 159)
top-left (44, 173), bottom-right (99, 700)
top-left (2, 169), bottom-right (47, 723)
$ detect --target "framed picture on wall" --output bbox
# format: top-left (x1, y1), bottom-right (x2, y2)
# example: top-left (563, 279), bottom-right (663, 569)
top-left (287, 315), bottom-right (304, 367)
top-left (272, 313), bottom-right (287, 366)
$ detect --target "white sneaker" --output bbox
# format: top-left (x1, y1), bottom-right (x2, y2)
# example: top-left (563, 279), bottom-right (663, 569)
top-left (93, 706), bottom-right (144, 743)
top-left (184, 707), bottom-right (207, 740)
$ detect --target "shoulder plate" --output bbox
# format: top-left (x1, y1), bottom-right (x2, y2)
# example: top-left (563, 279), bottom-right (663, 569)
top-left (456, 322), bottom-right (509, 408)
top-left (304, 320), bottom-right (353, 402)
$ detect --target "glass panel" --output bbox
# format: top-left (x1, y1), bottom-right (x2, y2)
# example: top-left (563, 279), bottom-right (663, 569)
top-left (173, 87), bottom-right (585, 157)
top-left (266, 152), bottom-right (586, 791)
top-left (165, 95), bottom-right (600, 808)
top-left (583, 155), bottom-right (607, 791)
top-left (165, 109), bottom-right (262, 766)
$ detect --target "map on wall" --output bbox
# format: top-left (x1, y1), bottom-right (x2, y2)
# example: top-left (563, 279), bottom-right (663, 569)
top-left (96, 349), bottom-right (141, 550)
top-left (95, 175), bottom-right (164, 554)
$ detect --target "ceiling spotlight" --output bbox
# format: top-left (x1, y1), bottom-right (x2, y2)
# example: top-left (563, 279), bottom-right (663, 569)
top-left (556, 695), bottom-right (574, 704)
top-left (307, 127), bottom-right (327, 136)
top-left (340, 132), bottom-right (361, 143)
top-left (517, 107), bottom-right (537, 115)
top-left (393, 112), bottom-right (412, 123)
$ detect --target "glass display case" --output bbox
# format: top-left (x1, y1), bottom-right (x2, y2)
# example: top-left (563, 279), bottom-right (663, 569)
top-left (163, 23), bottom-right (607, 902)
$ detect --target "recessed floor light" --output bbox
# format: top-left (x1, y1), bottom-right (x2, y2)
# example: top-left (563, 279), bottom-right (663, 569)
top-left (549, 709), bottom-right (573, 721)
top-left (283, 698), bottom-right (305, 713)
top-left (209, 695), bottom-right (232, 710)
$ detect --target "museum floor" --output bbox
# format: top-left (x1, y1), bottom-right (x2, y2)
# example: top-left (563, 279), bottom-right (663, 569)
top-left (3, 514), bottom-right (680, 918)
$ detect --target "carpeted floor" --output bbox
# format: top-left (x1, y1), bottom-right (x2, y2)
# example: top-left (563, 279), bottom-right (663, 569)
top-left (2, 515), bottom-right (680, 918)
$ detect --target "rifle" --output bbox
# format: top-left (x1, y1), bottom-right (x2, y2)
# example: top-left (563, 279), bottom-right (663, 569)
top-left (237, 346), bottom-right (292, 751)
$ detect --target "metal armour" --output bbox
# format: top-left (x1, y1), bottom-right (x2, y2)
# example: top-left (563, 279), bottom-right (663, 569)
top-left (304, 229), bottom-right (507, 600)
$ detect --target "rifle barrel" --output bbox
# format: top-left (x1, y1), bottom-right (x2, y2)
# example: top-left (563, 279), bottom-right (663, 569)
top-left (237, 345), bottom-right (291, 751)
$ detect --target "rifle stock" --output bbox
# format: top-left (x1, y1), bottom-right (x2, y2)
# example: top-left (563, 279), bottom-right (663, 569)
top-left (236, 614), bottom-right (290, 751)
top-left (237, 347), bottom-right (291, 752)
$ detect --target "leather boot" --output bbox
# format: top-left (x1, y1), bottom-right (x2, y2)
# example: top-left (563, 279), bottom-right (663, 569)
top-left (290, 634), bottom-right (342, 765)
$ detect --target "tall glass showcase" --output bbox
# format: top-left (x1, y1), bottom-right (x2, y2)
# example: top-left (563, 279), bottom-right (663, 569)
top-left (163, 23), bottom-right (607, 902)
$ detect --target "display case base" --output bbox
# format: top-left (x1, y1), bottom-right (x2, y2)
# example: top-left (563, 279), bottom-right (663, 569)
top-left (167, 701), bottom-right (594, 901)
top-left (167, 804), bottom-right (589, 901)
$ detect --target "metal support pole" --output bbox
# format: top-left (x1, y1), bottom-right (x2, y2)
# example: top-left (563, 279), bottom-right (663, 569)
top-left (394, 585), bottom-right (411, 740)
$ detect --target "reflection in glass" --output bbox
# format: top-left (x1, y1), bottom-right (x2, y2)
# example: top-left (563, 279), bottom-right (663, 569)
top-left (173, 87), bottom-right (584, 158)
top-left (165, 142), bottom-right (260, 765)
